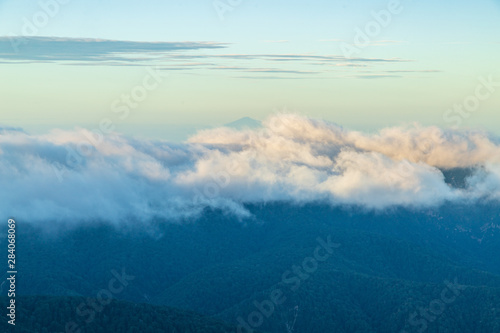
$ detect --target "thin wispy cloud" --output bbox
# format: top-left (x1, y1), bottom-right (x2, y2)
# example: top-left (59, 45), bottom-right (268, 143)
top-left (242, 68), bottom-right (319, 74)
top-left (0, 36), bottom-right (227, 63)
top-left (348, 74), bottom-right (402, 79)
top-left (367, 40), bottom-right (408, 46)
top-left (336, 69), bottom-right (441, 79)
top-left (318, 39), bottom-right (344, 42)
top-left (210, 67), bottom-right (319, 75)
top-left (0, 36), bottom-right (438, 80)
top-left (263, 40), bottom-right (289, 43)
top-left (333, 63), bottom-right (368, 67)
top-left (443, 41), bottom-right (472, 45)
top-left (318, 39), bottom-right (407, 46)
top-left (0, 37), bottom-right (408, 65)
top-left (232, 76), bottom-right (307, 80)
top-left (384, 70), bottom-right (442, 73)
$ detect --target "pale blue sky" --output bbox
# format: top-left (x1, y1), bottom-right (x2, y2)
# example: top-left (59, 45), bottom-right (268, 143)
top-left (0, 0), bottom-right (499, 140)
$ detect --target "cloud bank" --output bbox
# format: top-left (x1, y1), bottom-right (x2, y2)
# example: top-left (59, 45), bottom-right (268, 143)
top-left (2, 114), bottom-right (500, 225)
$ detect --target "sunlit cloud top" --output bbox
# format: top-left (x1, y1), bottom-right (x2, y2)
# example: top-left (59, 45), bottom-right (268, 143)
top-left (2, 114), bottom-right (500, 225)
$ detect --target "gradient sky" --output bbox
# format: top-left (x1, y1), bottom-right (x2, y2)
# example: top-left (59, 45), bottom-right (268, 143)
top-left (0, 0), bottom-right (499, 141)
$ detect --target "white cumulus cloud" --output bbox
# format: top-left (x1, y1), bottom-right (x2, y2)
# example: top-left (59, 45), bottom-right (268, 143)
top-left (1, 114), bottom-right (499, 225)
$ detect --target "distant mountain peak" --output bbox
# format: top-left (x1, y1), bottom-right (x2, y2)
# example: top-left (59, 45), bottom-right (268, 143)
top-left (224, 117), bottom-right (261, 130)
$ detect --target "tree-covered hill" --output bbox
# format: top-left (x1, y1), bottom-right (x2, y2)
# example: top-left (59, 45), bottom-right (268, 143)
top-left (0, 296), bottom-right (249, 333)
top-left (5, 202), bottom-right (500, 332)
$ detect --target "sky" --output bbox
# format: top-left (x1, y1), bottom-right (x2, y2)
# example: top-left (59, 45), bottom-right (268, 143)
top-left (1, 1), bottom-right (500, 224)
top-left (0, 0), bottom-right (499, 141)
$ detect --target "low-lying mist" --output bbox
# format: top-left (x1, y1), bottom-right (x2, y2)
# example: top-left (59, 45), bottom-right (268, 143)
top-left (2, 114), bottom-right (499, 225)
